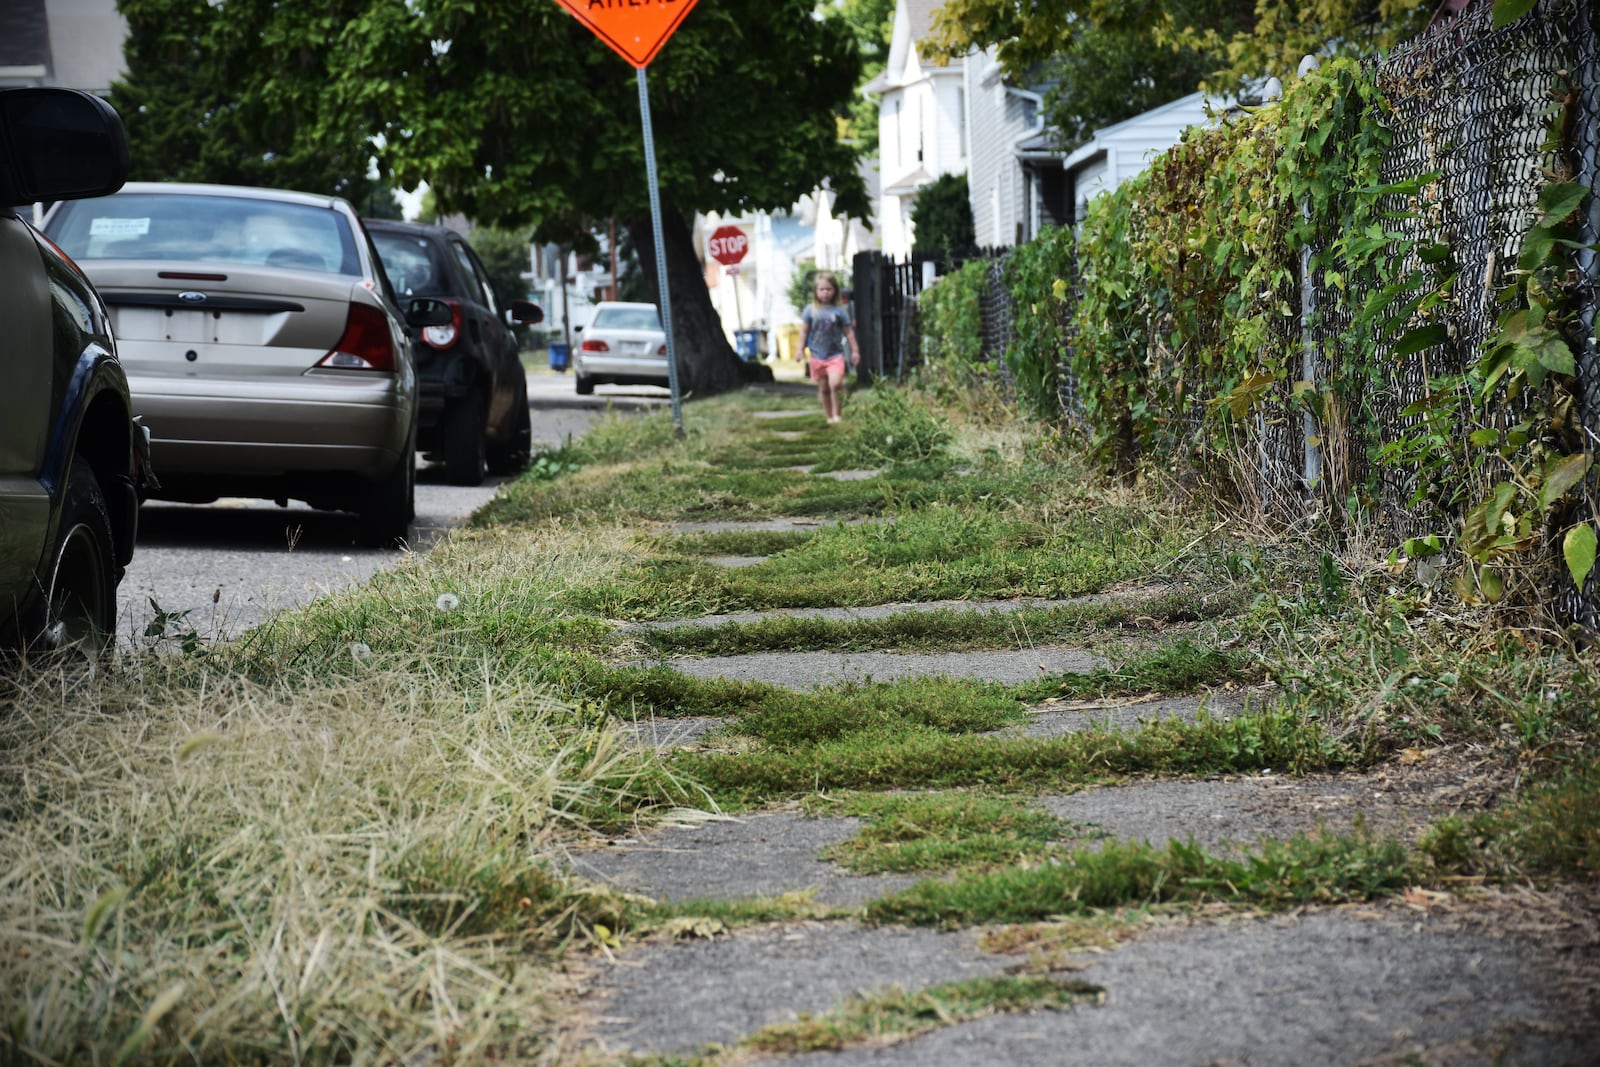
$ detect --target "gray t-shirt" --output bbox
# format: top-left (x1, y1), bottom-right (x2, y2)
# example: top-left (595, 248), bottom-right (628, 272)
top-left (802, 304), bottom-right (852, 358)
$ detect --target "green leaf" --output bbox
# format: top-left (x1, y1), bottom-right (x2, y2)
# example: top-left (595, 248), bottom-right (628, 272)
top-left (1539, 452), bottom-right (1593, 511)
top-left (1536, 181), bottom-right (1588, 225)
top-left (1484, 481), bottom-right (1518, 539)
top-left (1392, 323), bottom-right (1450, 359)
top-left (1517, 226), bottom-right (1556, 271)
top-left (1565, 524), bottom-right (1598, 589)
top-left (1492, 0), bottom-right (1538, 28)
top-left (1417, 242), bottom-right (1454, 264)
top-left (1480, 565), bottom-right (1505, 603)
top-left (1532, 332), bottom-right (1575, 376)
top-left (1403, 534), bottom-right (1444, 559)
top-left (1468, 429), bottom-right (1500, 447)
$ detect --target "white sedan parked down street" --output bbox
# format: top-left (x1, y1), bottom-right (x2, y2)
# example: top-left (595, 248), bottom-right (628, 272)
top-left (573, 301), bottom-right (668, 395)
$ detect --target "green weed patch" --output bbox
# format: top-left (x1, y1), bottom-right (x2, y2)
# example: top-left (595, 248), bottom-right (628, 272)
top-left (807, 791), bottom-right (1091, 873)
top-left (868, 829), bottom-right (1419, 928)
top-left (641, 589), bottom-right (1237, 657)
top-left (680, 710), bottom-right (1356, 801)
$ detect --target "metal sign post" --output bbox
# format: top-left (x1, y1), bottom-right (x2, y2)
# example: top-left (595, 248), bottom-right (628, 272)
top-left (637, 67), bottom-right (684, 435)
top-left (553, 0), bottom-right (701, 437)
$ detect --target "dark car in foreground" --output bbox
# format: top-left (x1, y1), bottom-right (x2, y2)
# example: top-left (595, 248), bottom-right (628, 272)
top-left (44, 183), bottom-right (450, 546)
top-left (0, 87), bottom-right (154, 652)
top-left (364, 219), bottom-right (544, 485)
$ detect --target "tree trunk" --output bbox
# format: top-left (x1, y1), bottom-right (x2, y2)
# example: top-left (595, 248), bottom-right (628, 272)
top-left (627, 203), bottom-right (772, 398)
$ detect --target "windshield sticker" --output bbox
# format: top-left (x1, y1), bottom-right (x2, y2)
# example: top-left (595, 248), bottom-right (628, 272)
top-left (89, 217), bottom-right (152, 237)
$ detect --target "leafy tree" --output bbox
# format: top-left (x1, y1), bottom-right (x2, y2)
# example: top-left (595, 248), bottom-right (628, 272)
top-left (165, 1), bottom-right (864, 399)
top-left (361, 188), bottom-right (406, 220)
top-left (911, 172), bottom-right (975, 253)
top-left (921, 0), bottom-right (1432, 147)
top-left (837, 0), bottom-right (896, 142)
top-left (467, 227), bottom-right (535, 308)
top-left (110, 0), bottom-right (384, 202)
top-left (110, 0), bottom-right (869, 398)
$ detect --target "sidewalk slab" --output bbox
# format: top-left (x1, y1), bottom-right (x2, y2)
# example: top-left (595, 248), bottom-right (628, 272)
top-left (576, 920), bottom-right (1012, 1058)
top-left (569, 811), bottom-right (920, 906)
top-left (741, 904), bottom-right (1600, 1067)
top-left (659, 646), bottom-right (1108, 689)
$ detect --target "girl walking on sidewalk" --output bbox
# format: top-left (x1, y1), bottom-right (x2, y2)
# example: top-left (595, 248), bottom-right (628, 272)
top-left (798, 272), bottom-right (860, 424)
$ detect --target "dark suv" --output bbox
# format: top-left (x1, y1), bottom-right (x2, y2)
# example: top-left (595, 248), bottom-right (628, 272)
top-left (0, 87), bottom-right (154, 652)
top-left (364, 220), bottom-right (544, 485)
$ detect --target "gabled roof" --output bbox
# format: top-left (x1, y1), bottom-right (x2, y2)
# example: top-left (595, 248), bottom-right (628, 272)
top-left (883, 165), bottom-right (933, 197)
top-left (869, 0), bottom-right (959, 94)
top-left (1062, 91), bottom-right (1218, 172)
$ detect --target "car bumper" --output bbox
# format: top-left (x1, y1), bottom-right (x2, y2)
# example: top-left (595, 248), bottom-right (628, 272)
top-left (130, 372), bottom-right (412, 479)
top-left (575, 353), bottom-right (669, 382)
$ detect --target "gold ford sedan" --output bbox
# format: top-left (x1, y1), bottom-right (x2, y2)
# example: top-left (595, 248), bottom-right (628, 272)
top-left (44, 182), bottom-right (447, 547)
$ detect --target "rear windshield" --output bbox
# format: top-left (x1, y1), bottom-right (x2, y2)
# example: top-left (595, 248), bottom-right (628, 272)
top-left (591, 306), bottom-right (661, 330)
top-left (370, 231), bottom-right (451, 296)
top-left (46, 193), bottom-right (361, 276)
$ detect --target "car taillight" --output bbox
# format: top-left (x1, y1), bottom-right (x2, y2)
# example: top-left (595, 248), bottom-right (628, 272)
top-left (318, 303), bottom-right (397, 371)
top-left (581, 339), bottom-right (610, 352)
top-left (657, 343), bottom-right (667, 355)
top-left (422, 300), bottom-right (461, 349)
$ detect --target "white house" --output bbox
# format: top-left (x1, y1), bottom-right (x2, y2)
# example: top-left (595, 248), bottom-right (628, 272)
top-left (861, 0), bottom-right (969, 259)
top-left (1063, 91), bottom-right (1220, 224)
top-left (963, 45), bottom-right (1071, 247)
top-left (0, 0), bottom-right (125, 92)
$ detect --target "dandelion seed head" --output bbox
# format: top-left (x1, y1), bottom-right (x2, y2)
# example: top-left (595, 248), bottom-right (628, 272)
top-left (436, 593), bottom-right (461, 612)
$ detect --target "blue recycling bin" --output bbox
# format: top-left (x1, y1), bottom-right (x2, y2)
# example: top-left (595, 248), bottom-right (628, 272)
top-left (734, 330), bottom-right (761, 361)
top-left (548, 342), bottom-right (570, 372)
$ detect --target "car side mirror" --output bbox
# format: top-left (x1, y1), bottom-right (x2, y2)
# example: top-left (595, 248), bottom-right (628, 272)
top-left (404, 297), bottom-right (453, 327)
top-left (507, 299), bottom-right (544, 326)
top-left (0, 88), bottom-right (129, 205)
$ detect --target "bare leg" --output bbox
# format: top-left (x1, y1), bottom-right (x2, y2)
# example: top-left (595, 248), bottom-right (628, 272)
top-left (826, 371), bottom-right (845, 422)
top-left (817, 377), bottom-right (833, 421)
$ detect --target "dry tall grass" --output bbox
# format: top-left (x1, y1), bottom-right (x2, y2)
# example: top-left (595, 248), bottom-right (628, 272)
top-left (0, 653), bottom-right (682, 1064)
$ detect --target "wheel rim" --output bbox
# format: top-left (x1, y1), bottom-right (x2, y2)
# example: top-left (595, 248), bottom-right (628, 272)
top-left (45, 520), bottom-right (109, 650)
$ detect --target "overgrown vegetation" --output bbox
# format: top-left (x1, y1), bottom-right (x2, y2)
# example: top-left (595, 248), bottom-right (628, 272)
top-left (916, 30), bottom-right (1600, 622)
top-left (3, 380), bottom-right (1595, 1063)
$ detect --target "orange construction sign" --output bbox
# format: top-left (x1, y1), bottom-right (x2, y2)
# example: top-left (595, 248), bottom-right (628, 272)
top-left (552, 0), bottom-right (702, 69)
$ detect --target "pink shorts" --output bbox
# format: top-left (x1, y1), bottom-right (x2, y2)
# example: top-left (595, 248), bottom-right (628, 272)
top-left (808, 354), bottom-right (847, 382)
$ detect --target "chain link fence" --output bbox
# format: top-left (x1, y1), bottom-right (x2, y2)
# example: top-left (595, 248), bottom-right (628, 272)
top-left (872, 0), bottom-right (1598, 630)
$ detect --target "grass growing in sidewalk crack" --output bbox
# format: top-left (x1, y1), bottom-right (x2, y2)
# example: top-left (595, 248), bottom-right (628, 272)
top-left (679, 709), bottom-right (1358, 801)
top-left (806, 791), bottom-right (1094, 874)
top-left (741, 974), bottom-right (1100, 1054)
top-left (868, 828), bottom-right (1418, 928)
top-left (639, 590), bottom-right (1241, 656)
top-left (620, 975), bottom-right (1100, 1065)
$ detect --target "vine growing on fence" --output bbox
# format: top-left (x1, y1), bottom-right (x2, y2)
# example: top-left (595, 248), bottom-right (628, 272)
top-left (1069, 57), bottom-right (1395, 484)
top-left (917, 260), bottom-right (986, 366)
top-left (1001, 226), bottom-right (1076, 419)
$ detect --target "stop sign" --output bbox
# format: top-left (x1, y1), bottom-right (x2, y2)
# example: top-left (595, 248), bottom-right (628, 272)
top-left (708, 225), bottom-right (749, 266)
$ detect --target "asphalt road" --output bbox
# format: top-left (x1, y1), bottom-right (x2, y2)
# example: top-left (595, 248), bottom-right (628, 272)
top-left (116, 368), bottom-right (668, 648)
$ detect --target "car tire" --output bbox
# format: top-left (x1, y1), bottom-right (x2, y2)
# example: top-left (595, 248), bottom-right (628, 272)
top-left (575, 375), bottom-right (595, 396)
top-left (443, 390), bottom-right (488, 486)
top-left (27, 458), bottom-right (118, 654)
top-left (357, 436), bottom-right (415, 548)
top-left (488, 382), bottom-right (532, 476)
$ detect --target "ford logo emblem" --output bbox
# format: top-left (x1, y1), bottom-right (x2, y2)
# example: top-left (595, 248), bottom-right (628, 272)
top-left (178, 291), bottom-right (208, 303)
